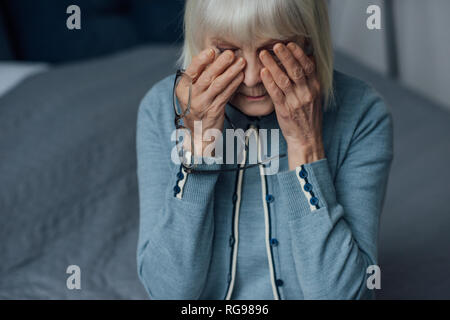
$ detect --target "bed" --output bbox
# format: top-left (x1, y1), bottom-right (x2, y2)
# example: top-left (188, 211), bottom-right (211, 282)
top-left (0, 45), bottom-right (180, 299)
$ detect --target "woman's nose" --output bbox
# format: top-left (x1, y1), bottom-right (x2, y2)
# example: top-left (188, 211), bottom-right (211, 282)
top-left (241, 55), bottom-right (263, 88)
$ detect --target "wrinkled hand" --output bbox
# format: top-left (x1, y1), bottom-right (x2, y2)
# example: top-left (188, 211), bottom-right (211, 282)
top-left (175, 47), bottom-right (246, 156)
top-left (259, 41), bottom-right (325, 169)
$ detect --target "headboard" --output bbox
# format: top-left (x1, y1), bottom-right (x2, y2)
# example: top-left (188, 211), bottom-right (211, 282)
top-left (0, 0), bottom-right (184, 63)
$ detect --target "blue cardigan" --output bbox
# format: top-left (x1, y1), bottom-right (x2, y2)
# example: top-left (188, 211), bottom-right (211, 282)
top-left (136, 70), bottom-right (394, 300)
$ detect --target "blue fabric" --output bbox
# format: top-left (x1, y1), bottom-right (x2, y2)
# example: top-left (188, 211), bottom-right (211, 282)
top-left (136, 70), bottom-right (394, 299)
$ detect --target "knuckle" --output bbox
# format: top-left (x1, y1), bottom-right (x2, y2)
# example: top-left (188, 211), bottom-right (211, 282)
top-left (208, 105), bottom-right (222, 119)
top-left (292, 101), bottom-right (301, 110)
top-left (279, 76), bottom-right (291, 90)
top-left (211, 78), bottom-right (223, 90)
top-left (215, 94), bottom-right (228, 106)
top-left (268, 81), bottom-right (277, 92)
top-left (279, 109), bottom-right (290, 120)
top-left (291, 110), bottom-right (301, 121)
top-left (184, 70), bottom-right (197, 81)
top-left (202, 73), bottom-right (213, 84)
top-left (274, 91), bottom-right (284, 102)
top-left (193, 97), bottom-right (207, 114)
top-left (292, 68), bottom-right (305, 80)
top-left (303, 92), bottom-right (313, 104)
top-left (305, 63), bottom-right (315, 74)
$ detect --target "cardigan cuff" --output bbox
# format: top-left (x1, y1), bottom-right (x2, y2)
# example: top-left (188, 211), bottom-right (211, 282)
top-left (171, 156), bottom-right (223, 204)
top-left (277, 158), bottom-right (337, 221)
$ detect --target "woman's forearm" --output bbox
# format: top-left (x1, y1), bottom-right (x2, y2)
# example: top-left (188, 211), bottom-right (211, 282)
top-left (287, 141), bottom-right (325, 170)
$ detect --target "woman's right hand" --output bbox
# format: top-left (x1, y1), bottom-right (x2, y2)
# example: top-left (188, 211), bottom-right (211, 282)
top-left (175, 47), bottom-right (246, 157)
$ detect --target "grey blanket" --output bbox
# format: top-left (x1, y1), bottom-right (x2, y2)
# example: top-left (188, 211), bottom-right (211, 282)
top-left (0, 45), bottom-right (180, 299)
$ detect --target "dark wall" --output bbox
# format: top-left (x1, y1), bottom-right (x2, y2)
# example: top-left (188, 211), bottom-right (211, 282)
top-left (0, 0), bottom-right (185, 63)
top-left (0, 3), bottom-right (13, 59)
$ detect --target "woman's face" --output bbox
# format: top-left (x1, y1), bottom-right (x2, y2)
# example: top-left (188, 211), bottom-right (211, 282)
top-left (204, 35), bottom-right (304, 117)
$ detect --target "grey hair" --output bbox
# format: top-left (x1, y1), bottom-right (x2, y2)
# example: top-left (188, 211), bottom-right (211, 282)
top-left (177, 0), bottom-right (334, 108)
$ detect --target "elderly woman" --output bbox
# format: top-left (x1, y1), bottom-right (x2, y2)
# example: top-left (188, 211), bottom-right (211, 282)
top-left (136, 0), bottom-right (393, 300)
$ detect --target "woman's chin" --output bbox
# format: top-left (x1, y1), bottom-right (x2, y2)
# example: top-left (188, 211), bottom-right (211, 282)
top-left (230, 94), bottom-right (275, 117)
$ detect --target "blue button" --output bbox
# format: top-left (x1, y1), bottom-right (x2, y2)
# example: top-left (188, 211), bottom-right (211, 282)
top-left (177, 172), bottom-right (184, 180)
top-left (229, 235), bottom-right (235, 247)
top-left (266, 194), bottom-right (274, 203)
top-left (270, 238), bottom-right (279, 246)
top-left (310, 197), bottom-right (319, 206)
top-left (299, 169), bottom-right (308, 179)
top-left (275, 279), bottom-right (284, 286)
top-left (173, 185), bottom-right (181, 194)
top-left (227, 273), bottom-right (231, 283)
top-left (232, 193), bottom-right (238, 204)
top-left (303, 183), bottom-right (313, 192)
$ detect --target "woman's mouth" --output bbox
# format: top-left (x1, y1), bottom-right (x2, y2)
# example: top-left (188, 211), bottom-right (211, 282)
top-left (240, 93), bottom-right (268, 101)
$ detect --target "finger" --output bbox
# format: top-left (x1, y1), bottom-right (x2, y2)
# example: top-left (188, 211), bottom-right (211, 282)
top-left (286, 42), bottom-right (315, 76)
top-left (182, 47), bottom-right (216, 87)
top-left (209, 72), bottom-right (245, 115)
top-left (260, 67), bottom-right (285, 106)
top-left (259, 49), bottom-right (295, 97)
top-left (196, 50), bottom-right (237, 92)
top-left (261, 68), bottom-right (293, 121)
top-left (307, 75), bottom-right (321, 96)
top-left (205, 56), bottom-right (246, 101)
top-left (273, 43), bottom-right (307, 86)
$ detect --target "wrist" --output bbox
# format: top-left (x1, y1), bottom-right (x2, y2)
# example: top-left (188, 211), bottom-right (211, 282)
top-left (287, 142), bottom-right (325, 170)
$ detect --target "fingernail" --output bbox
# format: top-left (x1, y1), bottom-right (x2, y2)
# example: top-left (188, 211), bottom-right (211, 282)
top-left (287, 43), bottom-right (296, 51)
top-left (207, 48), bottom-right (215, 57)
top-left (274, 44), bottom-right (284, 53)
top-left (260, 51), bottom-right (267, 60)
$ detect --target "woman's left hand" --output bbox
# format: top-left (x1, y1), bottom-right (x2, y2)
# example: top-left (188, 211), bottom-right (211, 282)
top-left (259, 41), bottom-right (325, 169)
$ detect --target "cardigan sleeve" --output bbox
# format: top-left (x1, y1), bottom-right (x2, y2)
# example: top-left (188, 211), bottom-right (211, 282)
top-left (136, 86), bottom-right (222, 300)
top-left (276, 87), bottom-right (394, 299)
